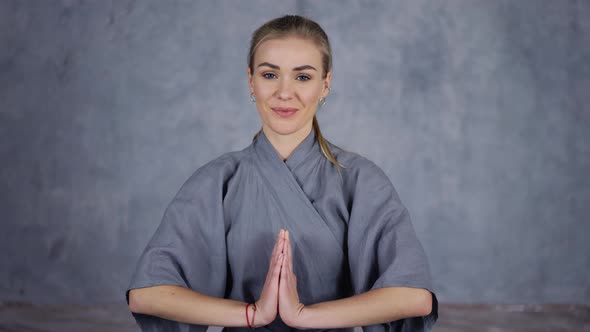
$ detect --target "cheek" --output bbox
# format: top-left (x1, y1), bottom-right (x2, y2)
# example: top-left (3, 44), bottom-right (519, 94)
top-left (255, 86), bottom-right (273, 100)
top-left (301, 88), bottom-right (323, 104)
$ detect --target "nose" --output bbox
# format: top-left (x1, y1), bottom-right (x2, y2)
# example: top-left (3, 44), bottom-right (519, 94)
top-left (275, 78), bottom-right (294, 100)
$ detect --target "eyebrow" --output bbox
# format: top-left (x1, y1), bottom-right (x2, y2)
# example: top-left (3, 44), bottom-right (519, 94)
top-left (257, 62), bottom-right (317, 71)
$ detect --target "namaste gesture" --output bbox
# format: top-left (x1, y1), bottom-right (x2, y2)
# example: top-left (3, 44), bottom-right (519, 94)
top-left (252, 229), bottom-right (305, 328)
top-left (127, 14), bottom-right (436, 331)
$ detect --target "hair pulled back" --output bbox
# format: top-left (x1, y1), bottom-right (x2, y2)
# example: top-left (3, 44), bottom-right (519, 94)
top-left (248, 15), bottom-right (332, 78)
top-left (249, 15), bottom-right (343, 170)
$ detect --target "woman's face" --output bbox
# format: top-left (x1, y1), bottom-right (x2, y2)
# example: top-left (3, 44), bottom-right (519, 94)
top-left (248, 37), bottom-right (331, 141)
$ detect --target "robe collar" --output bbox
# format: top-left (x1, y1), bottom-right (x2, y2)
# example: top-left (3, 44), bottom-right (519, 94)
top-left (254, 128), bottom-right (319, 172)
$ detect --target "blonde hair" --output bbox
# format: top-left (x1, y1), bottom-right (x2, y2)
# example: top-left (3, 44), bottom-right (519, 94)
top-left (249, 15), bottom-right (344, 170)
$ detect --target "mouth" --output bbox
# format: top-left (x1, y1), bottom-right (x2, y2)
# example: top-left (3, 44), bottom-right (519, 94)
top-left (271, 107), bottom-right (299, 118)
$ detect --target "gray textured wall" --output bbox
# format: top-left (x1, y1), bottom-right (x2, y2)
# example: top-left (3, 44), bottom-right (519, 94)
top-left (1, 0), bottom-right (588, 305)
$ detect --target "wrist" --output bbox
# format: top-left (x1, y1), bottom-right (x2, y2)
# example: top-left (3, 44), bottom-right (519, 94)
top-left (283, 304), bottom-right (312, 330)
top-left (298, 303), bottom-right (335, 330)
top-left (246, 303), bottom-right (262, 328)
top-left (296, 306), bottom-right (313, 330)
top-left (250, 301), bottom-right (273, 327)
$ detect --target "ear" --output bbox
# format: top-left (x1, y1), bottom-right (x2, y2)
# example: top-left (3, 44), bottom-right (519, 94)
top-left (247, 67), bottom-right (254, 94)
top-left (322, 71), bottom-right (332, 98)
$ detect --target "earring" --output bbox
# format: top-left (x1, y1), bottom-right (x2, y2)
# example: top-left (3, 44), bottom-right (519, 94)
top-left (319, 87), bottom-right (330, 108)
top-left (250, 93), bottom-right (256, 103)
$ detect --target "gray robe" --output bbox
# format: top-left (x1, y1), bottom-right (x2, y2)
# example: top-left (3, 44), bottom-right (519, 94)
top-left (127, 129), bottom-right (438, 331)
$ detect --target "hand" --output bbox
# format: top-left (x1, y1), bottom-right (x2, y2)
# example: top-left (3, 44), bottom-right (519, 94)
top-left (253, 229), bottom-right (286, 327)
top-left (278, 230), bottom-right (306, 328)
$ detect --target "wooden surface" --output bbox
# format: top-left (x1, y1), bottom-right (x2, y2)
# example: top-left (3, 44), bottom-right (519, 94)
top-left (0, 302), bottom-right (588, 331)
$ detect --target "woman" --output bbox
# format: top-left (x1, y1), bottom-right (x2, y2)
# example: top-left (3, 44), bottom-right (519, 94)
top-left (127, 15), bottom-right (438, 331)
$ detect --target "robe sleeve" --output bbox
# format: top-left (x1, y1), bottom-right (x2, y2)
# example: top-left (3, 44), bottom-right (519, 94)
top-left (346, 159), bottom-right (438, 332)
top-left (126, 164), bottom-right (230, 332)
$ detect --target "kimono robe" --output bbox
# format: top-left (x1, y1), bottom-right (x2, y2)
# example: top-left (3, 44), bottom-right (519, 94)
top-left (127, 129), bottom-right (438, 331)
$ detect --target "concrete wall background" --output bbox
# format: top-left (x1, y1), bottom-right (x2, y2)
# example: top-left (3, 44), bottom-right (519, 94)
top-left (1, 0), bottom-right (588, 305)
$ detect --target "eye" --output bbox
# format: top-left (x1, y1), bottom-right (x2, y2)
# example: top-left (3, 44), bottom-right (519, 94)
top-left (296, 74), bottom-right (311, 81)
top-left (262, 72), bottom-right (277, 79)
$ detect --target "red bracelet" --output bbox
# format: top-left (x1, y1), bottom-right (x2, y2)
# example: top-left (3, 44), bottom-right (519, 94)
top-left (245, 303), bottom-right (252, 328)
top-left (245, 303), bottom-right (257, 329)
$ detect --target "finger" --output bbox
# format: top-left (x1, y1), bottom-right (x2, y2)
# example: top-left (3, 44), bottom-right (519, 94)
top-left (260, 253), bottom-right (282, 321)
top-left (266, 230), bottom-right (284, 280)
top-left (280, 250), bottom-right (287, 282)
top-left (271, 230), bottom-right (284, 263)
top-left (286, 231), bottom-right (294, 275)
top-left (265, 253), bottom-right (283, 295)
top-left (272, 229), bottom-right (284, 256)
top-left (279, 254), bottom-right (288, 299)
top-left (272, 252), bottom-right (283, 280)
top-left (281, 229), bottom-right (289, 252)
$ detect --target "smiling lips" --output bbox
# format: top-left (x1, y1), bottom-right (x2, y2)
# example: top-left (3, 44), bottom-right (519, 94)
top-left (271, 107), bottom-right (298, 118)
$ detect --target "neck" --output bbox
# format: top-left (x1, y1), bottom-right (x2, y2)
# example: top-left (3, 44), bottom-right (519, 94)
top-left (262, 124), bottom-right (313, 161)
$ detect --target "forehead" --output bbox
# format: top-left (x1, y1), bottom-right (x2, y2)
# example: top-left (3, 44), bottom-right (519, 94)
top-left (254, 37), bottom-right (323, 68)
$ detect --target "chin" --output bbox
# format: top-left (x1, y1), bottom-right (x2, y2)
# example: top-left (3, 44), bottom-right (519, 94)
top-left (266, 122), bottom-right (304, 136)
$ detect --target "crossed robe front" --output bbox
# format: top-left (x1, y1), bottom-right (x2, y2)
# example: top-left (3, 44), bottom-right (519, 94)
top-left (127, 129), bottom-right (438, 331)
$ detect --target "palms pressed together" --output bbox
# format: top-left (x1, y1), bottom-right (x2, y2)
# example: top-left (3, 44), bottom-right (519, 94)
top-left (253, 229), bottom-right (305, 328)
